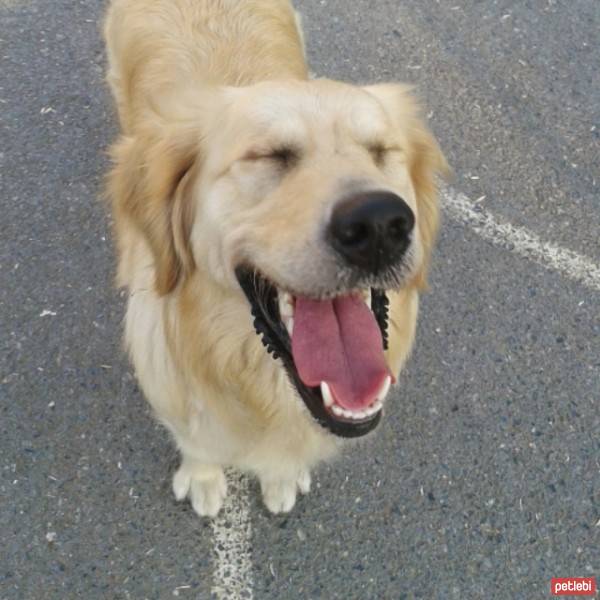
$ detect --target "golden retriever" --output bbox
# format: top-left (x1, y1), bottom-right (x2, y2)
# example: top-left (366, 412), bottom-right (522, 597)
top-left (104, 0), bottom-right (447, 516)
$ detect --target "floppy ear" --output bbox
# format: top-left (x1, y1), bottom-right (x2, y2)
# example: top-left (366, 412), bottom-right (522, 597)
top-left (108, 115), bottom-right (200, 295)
top-left (364, 84), bottom-right (450, 289)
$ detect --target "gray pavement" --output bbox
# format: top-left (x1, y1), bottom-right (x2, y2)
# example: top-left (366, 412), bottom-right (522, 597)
top-left (1, 1), bottom-right (598, 599)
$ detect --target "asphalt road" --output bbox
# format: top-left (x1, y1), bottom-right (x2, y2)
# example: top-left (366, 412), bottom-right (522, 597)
top-left (1, 1), bottom-right (599, 599)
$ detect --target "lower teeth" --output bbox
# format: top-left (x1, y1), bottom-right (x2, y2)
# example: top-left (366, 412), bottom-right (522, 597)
top-left (330, 402), bottom-right (381, 420)
top-left (322, 375), bottom-right (390, 420)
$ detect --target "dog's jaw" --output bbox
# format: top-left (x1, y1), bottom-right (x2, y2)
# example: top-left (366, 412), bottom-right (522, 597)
top-left (235, 267), bottom-right (394, 438)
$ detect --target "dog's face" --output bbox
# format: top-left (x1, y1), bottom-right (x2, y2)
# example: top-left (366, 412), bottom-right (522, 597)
top-left (197, 81), bottom-right (425, 291)
top-left (116, 79), bottom-right (446, 437)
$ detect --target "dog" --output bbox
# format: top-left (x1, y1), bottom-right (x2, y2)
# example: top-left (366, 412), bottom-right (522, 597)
top-left (104, 0), bottom-right (447, 516)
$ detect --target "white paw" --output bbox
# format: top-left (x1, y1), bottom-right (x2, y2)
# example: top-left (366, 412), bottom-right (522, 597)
top-left (190, 474), bottom-right (227, 518)
top-left (261, 479), bottom-right (298, 514)
top-left (172, 467), bottom-right (192, 501)
top-left (172, 465), bottom-right (227, 518)
top-left (297, 470), bottom-right (311, 495)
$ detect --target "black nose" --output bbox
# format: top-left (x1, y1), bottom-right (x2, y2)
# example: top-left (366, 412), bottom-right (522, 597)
top-left (328, 191), bottom-right (415, 272)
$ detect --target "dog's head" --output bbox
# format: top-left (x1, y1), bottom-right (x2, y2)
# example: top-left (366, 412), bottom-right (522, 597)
top-left (111, 79), bottom-right (447, 437)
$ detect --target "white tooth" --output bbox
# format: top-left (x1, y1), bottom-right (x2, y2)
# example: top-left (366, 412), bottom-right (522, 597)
top-left (320, 382), bottom-right (334, 407)
top-left (377, 376), bottom-right (392, 403)
top-left (280, 302), bottom-right (294, 318)
top-left (371, 400), bottom-right (383, 414)
top-left (279, 292), bottom-right (294, 318)
top-left (362, 289), bottom-right (372, 309)
top-left (331, 405), bottom-right (344, 417)
top-left (285, 317), bottom-right (294, 337)
top-left (354, 411), bottom-right (367, 420)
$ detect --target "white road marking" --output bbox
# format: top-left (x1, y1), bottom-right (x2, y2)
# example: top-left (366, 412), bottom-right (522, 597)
top-left (442, 187), bottom-right (600, 293)
top-left (211, 472), bottom-right (253, 600)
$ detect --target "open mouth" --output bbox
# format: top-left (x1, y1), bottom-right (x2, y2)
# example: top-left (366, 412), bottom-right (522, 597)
top-left (236, 267), bottom-right (394, 438)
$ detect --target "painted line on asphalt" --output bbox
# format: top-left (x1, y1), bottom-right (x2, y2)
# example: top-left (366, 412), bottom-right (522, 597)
top-left (442, 187), bottom-right (600, 293)
top-left (211, 472), bottom-right (254, 600)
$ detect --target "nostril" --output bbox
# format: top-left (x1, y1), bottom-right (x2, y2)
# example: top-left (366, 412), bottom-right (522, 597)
top-left (388, 215), bottom-right (413, 240)
top-left (338, 222), bottom-right (370, 247)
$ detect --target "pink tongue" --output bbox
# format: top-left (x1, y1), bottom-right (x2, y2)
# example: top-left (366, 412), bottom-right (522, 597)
top-left (291, 295), bottom-right (391, 411)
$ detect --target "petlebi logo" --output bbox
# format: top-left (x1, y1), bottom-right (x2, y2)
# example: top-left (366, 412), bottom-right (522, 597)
top-left (550, 577), bottom-right (597, 596)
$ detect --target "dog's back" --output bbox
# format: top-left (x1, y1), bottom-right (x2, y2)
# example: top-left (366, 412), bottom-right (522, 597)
top-left (104, 0), bottom-right (308, 133)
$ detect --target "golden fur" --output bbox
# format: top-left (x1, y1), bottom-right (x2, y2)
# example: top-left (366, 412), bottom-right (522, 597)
top-left (104, 0), bottom-right (447, 515)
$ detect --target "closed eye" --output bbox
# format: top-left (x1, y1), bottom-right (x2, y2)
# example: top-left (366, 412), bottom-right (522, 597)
top-left (367, 143), bottom-right (403, 166)
top-left (269, 147), bottom-right (299, 167)
top-left (243, 146), bottom-right (300, 168)
top-left (368, 143), bottom-right (388, 165)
